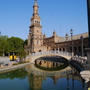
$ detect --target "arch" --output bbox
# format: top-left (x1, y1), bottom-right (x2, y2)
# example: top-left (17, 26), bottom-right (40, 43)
top-left (63, 48), bottom-right (65, 51)
top-left (26, 51), bottom-right (72, 63)
top-left (39, 50), bottom-right (42, 52)
top-left (59, 48), bottom-right (61, 51)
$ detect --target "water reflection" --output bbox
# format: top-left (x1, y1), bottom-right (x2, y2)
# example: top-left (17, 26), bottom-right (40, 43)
top-left (26, 64), bottom-right (87, 90)
top-left (0, 68), bottom-right (27, 80)
top-left (35, 56), bottom-right (69, 71)
top-left (0, 63), bottom-right (87, 90)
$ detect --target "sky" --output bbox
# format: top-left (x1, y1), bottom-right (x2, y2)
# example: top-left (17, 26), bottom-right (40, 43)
top-left (0, 0), bottom-right (88, 40)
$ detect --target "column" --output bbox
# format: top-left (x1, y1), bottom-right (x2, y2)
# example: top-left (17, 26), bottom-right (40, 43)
top-left (87, 0), bottom-right (90, 46)
top-left (87, 0), bottom-right (90, 69)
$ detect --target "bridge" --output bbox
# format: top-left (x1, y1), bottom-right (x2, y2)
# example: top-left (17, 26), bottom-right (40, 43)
top-left (25, 51), bottom-right (90, 82)
top-left (26, 51), bottom-right (87, 64)
top-left (26, 51), bottom-right (72, 63)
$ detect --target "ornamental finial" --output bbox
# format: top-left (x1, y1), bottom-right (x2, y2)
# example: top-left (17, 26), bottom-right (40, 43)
top-left (34, 0), bottom-right (38, 5)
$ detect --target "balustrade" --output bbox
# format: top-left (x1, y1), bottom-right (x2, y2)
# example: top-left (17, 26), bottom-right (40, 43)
top-left (30, 51), bottom-right (72, 57)
top-left (26, 51), bottom-right (88, 65)
top-left (72, 56), bottom-right (87, 64)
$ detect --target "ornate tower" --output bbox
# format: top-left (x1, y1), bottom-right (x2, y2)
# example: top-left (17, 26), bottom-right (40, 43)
top-left (28, 0), bottom-right (43, 53)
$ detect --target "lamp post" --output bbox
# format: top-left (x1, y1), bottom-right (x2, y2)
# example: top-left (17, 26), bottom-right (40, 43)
top-left (86, 0), bottom-right (90, 68)
top-left (65, 33), bottom-right (68, 41)
top-left (80, 35), bottom-right (84, 57)
top-left (65, 33), bottom-right (69, 52)
top-left (70, 29), bottom-right (73, 57)
top-left (87, 0), bottom-right (90, 47)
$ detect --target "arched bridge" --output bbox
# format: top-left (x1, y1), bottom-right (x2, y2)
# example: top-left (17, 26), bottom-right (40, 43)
top-left (26, 51), bottom-right (72, 63)
top-left (25, 51), bottom-right (89, 82)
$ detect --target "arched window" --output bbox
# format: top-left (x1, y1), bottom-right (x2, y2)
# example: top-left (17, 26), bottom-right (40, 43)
top-left (59, 48), bottom-right (61, 51)
top-left (39, 50), bottom-right (41, 52)
top-left (63, 48), bottom-right (65, 51)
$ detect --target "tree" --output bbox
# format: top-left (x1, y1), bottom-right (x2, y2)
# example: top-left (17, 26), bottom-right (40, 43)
top-left (7, 37), bottom-right (24, 53)
top-left (7, 37), bottom-right (27, 60)
top-left (0, 36), bottom-right (27, 60)
top-left (0, 36), bottom-right (8, 56)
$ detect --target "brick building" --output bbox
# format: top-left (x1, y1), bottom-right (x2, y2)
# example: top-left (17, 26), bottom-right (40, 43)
top-left (26, 0), bottom-right (89, 56)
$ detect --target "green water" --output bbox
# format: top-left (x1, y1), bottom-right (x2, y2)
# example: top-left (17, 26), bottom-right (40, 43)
top-left (0, 64), bottom-right (88, 90)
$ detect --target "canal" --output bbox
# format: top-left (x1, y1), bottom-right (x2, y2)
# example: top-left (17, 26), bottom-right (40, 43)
top-left (0, 57), bottom-right (88, 90)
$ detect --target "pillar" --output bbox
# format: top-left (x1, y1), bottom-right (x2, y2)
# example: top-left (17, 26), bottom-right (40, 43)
top-left (86, 0), bottom-right (90, 69)
top-left (87, 0), bottom-right (90, 46)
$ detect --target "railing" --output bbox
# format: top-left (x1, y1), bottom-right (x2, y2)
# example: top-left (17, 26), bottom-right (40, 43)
top-left (26, 51), bottom-right (88, 64)
top-left (25, 51), bottom-right (72, 61)
top-left (29, 51), bottom-right (72, 57)
top-left (72, 56), bottom-right (87, 64)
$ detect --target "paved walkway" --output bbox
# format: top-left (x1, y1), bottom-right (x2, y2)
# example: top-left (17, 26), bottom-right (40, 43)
top-left (0, 57), bottom-right (10, 65)
top-left (0, 62), bottom-right (31, 73)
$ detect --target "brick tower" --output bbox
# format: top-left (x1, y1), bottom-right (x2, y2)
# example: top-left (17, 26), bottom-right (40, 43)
top-left (28, 0), bottom-right (43, 53)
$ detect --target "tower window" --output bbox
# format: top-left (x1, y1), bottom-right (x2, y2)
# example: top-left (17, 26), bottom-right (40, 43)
top-left (37, 40), bottom-right (39, 44)
top-left (37, 30), bottom-right (39, 33)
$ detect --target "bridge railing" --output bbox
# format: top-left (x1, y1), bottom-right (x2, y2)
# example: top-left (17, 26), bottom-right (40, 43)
top-left (29, 50), bottom-right (72, 57)
top-left (27, 51), bottom-right (87, 64)
top-left (72, 55), bottom-right (87, 64)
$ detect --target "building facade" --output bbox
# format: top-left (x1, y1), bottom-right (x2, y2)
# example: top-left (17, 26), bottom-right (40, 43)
top-left (27, 0), bottom-right (89, 56)
top-left (28, 0), bottom-right (47, 53)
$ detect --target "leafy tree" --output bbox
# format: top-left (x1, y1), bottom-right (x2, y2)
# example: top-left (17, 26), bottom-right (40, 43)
top-left (7, 37), bottom-right (24, 53)
top-left (0, 36), bottom-right (9, 56)
top-left (7, 37), bottom-right (27, 59)
top-left (0, 36), bottom-right (27, 59)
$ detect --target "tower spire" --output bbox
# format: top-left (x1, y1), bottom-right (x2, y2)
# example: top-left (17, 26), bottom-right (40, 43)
top-left (34, 0), bottom-right (38, 5)
top-left (33, 0), bottom-right (39, 15)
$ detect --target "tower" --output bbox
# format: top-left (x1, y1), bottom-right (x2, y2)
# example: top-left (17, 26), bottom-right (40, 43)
top-left (28, 0), bottom-right (43, 53)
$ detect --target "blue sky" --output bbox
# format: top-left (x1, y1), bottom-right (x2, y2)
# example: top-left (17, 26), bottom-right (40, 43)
top-left (0, 0), bottom-right (88, 40)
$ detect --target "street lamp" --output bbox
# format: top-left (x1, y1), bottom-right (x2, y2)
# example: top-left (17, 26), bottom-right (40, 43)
top-left (86, 0), bottom-right (90, 68)
top-left (65, 33), bottom-right (68, 41)
top-left (87, 0), bottom-right (90, 47)
top-left (70, 29), bottom-right (73, 57)
top-left (80, 35), bottom-right (84, 57)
